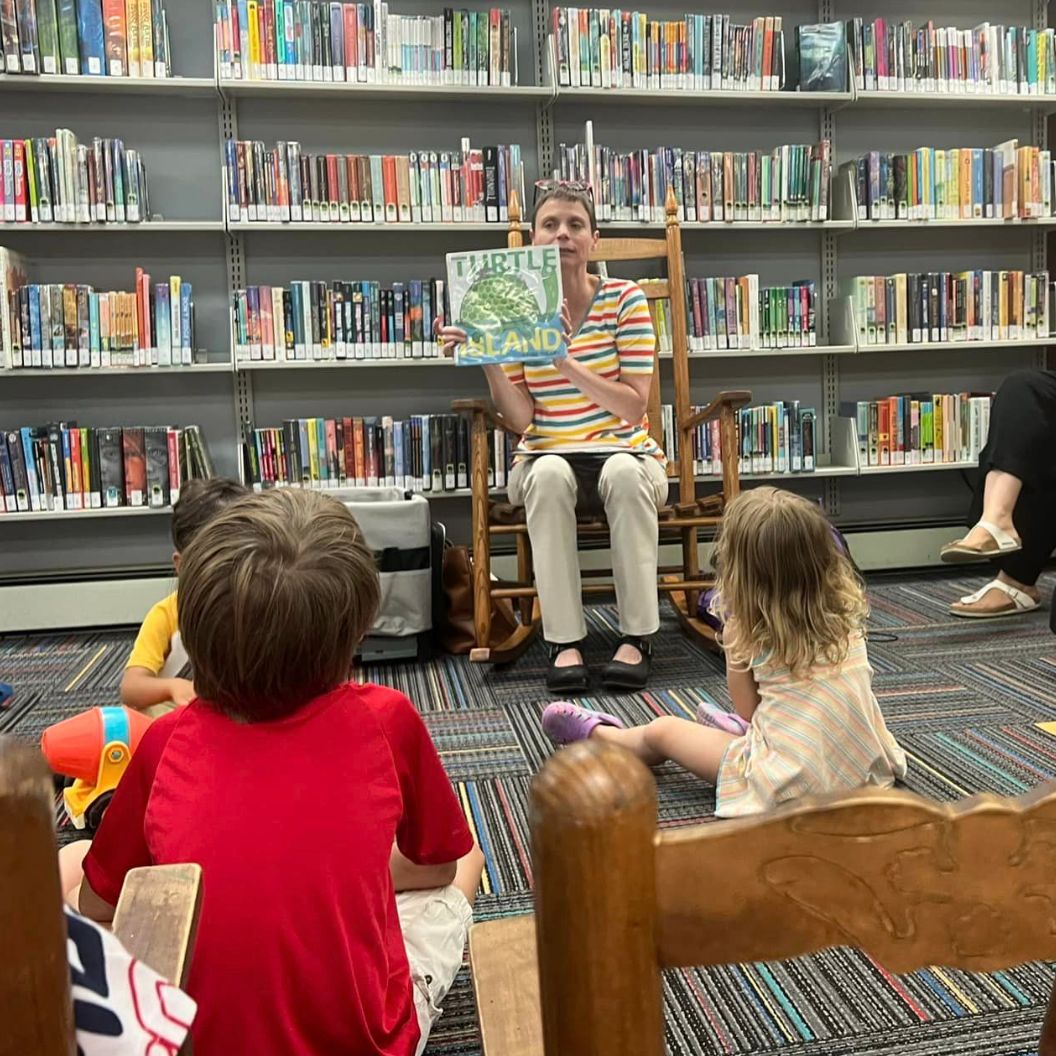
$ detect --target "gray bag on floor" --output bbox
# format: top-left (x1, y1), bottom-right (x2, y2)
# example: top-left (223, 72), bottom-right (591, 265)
top-left (332, 487), bottom-right (432, 637)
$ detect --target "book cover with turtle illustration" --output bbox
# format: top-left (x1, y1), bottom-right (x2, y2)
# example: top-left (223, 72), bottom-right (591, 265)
top-left (446, 245), bottom-right (566, 365)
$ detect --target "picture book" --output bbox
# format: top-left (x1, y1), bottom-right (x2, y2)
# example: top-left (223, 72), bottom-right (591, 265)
top-left (446, 245), bottom-right (566, 366)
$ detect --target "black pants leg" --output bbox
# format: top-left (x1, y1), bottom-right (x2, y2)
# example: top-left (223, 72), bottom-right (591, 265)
top-left (967, 369), bottom-right (1056, 589)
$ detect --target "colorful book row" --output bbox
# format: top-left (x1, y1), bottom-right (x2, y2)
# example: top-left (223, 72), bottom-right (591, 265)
top-left (660, 401), bottom-right (818, 477)
top-left (551, 10), bottom-right (786, 92)
top-left (842, 393), bottom-right (992, 466)
top-left (0, 132), bottom-right (148, 225)
top-left (217, 3), bottom-right (517, 87)
top-left (642, 276), bottom-right (817, 353)
top-left (843, 270), bottom-right (1050, 346)
top-left (848, 19), bottom-right (1056, 96)
top-left (555, 139), bottom-right (831, 225)
top-left (849, 142), bottom-right (1054, 223)
top-left (233, 278), bottom-right (446, 362)
top-left (225, 138), bottom-right (523, 225)
top-left (0, 0), bottom-right (174, 77)
top-left (0, 422), bottom-right (211, 514)
top-left (2, 268), bottom-right (195, 370)
top-left (243, 413), bottom-right (512, 493)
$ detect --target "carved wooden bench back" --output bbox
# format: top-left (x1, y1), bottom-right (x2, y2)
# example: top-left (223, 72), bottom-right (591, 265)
top-left (514, 739), bottom-right (1056, 1055)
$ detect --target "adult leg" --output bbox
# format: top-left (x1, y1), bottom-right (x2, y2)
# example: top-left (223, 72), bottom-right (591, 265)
top-left (947, 370), bottom-right (1056, 557)
top-left (953, 481), bottom-right (1056, 615)
top-left (951, 371), bottom-right (1056, 614)
top-left (508, 455), bottom-right (585, 661)
top-left (598, 453), bottom-right (667, 665)
top-left (592, 717), bottom-right (736, 784)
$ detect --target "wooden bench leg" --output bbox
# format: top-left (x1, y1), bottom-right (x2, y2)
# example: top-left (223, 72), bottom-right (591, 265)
top-left (531, 740), bottom-right (665, 1056)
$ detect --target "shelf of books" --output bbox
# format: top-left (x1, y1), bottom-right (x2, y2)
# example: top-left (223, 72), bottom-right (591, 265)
top-left (1, 222), bottom-right (226, 233)
top-left (219, 80), bottom-right (552, 101)
top-left (0, 0), bottom-right (1051, 576)
top-left (0, 73), bottom-right (217, 96)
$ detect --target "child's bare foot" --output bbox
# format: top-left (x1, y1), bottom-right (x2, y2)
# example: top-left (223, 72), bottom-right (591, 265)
top-left (541, 701), bottom-right (624, 744)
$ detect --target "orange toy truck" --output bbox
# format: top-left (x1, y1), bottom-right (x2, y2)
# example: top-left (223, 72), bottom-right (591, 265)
top-left (41, 706), bottom-right (153, 831)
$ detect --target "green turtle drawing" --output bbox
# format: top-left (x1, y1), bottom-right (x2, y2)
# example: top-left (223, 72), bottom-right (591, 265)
top-left (458, 271), bottom-right (545, 340)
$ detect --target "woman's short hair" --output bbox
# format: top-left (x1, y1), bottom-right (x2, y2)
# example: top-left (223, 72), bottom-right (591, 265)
top-left (532, 184), bottom-right (598, 233)
top-left (177, 488), bottom-right (380, 722)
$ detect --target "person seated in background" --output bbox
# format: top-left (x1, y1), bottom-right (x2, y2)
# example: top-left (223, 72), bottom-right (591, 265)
top-left (941, 369), bottom-right (1056, 625)
top-left (119, 477), bottom-right (248, 716)
top-left (62, 488), bottom-right (484, 1056)
top-left (439, 182), bottom-right (668, 692)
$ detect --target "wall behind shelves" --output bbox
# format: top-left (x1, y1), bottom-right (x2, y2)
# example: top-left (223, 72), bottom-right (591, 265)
top-left (1, 0), bottom-right (1051, 587)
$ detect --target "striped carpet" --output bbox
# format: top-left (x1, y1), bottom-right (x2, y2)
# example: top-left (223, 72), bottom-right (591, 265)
top-left (3, 567), bottom-right (1056, 1056)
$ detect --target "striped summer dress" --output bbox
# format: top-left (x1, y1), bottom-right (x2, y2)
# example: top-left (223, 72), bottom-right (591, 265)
top-left (715, 636), bottom-right (907, 818)
top-left (500, 276), bottom-right (666, 465)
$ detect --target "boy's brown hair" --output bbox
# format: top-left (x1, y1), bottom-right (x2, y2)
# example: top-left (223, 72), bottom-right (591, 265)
top-left (171, 477), bottom-right (249, 551)
top-left (177, 488), bottom-right (380, 722)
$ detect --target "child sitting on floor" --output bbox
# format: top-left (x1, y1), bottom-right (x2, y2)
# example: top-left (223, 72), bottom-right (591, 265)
top-left (120, 477), bottom-right (247, 716)
top-left (542, 486), bottom-right (907, 817)
top-left (64, 488), bottom-right (484, 1056)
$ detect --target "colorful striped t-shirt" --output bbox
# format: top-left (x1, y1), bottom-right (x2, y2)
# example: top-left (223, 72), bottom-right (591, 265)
top-left (501, 277), bottom-right (664, 463)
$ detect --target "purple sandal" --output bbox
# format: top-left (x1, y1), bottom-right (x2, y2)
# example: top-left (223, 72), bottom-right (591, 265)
top-left (542, 701), bottom-right (625, 745)
top-left (695, 701), bottom-right (751, 736)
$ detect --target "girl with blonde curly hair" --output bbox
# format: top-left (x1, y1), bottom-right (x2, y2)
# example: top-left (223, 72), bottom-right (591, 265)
top-left (541, 487), bottom-right (907, 817)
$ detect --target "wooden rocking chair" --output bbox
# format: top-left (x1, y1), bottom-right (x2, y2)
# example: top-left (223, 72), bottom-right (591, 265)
top-left (2, 739), bottom-right (202, 1055)
top-left (469, 739), bottom-right (1056, 1056)
top-left (452, 187), bottom-right (751, 663)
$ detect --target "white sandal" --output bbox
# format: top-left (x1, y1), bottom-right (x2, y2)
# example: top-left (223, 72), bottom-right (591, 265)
top-left (940, 519), bottom-right (1022, 563)
top-left (950, 579), bottom-right (1040, 619)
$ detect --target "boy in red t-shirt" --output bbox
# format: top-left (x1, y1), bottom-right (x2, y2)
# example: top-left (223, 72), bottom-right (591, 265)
top-left (65, 488), bottom-right (484, 1056)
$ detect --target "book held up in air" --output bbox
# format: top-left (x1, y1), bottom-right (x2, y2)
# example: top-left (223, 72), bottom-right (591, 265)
top-left (446, 245), bottom-right (566, 366)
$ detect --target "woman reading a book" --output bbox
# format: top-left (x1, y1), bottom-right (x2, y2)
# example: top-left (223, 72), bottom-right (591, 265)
top-left (940, 369), bottom-right (1056, 625)
top-left (438, 182), bottom-right (667, 692)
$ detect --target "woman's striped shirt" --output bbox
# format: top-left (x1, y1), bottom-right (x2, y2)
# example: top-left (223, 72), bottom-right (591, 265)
top-left (501, 277), bottom-right (665, 464)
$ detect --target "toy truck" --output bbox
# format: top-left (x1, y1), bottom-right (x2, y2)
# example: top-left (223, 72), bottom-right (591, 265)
top-left (40, 706), bottom-right (152, 831)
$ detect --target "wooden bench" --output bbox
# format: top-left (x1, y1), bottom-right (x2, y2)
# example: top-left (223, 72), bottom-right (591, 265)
top-left (469, 739), bottom-right (1056, 1056)
top-left (1, 739), bottom-right (202, 1055)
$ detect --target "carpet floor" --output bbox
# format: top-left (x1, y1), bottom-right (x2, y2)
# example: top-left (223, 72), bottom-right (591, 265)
top-left (4, 567), bottom-right (1056, 1056)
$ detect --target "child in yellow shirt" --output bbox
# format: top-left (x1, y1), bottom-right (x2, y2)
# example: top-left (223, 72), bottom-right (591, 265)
top-left (121, 478), bottom-right (248, 715)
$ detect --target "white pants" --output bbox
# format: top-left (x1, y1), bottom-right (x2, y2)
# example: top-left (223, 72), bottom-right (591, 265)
top-left (398, 886), bottom-right (473, 1056)
top-left (507, 452), bottom-right (669, 643)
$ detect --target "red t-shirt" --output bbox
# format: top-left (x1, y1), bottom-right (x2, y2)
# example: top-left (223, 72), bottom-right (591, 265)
top-left (83, 682), bottom-right (473, 1056)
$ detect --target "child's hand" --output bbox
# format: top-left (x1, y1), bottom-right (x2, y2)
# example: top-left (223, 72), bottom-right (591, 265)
top-left (166, 678), bottom-right (197, 708)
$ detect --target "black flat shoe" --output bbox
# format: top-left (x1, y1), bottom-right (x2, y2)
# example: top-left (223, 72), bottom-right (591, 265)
top-left (545, 642), bottom-right (590, 693)
top-left (601, 636), bottom-right (652, 691)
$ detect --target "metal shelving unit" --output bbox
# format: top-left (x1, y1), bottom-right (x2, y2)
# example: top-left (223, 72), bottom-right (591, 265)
top-left (1, 0), bottom-right (1051, 579)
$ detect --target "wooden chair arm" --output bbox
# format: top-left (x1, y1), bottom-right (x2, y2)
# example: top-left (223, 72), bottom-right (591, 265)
top-left (113, 863), bottom-right (203, 988)
top-left (680, 390), bottom-right (753, 434)
top-left (451, 399), bottom-right (522, 439)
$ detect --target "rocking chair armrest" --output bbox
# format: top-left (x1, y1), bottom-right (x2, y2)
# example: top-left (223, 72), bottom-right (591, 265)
top-left (681, 390), bottom-right (753, 433)
top-left (451, 399), bottom-right (522, 439)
